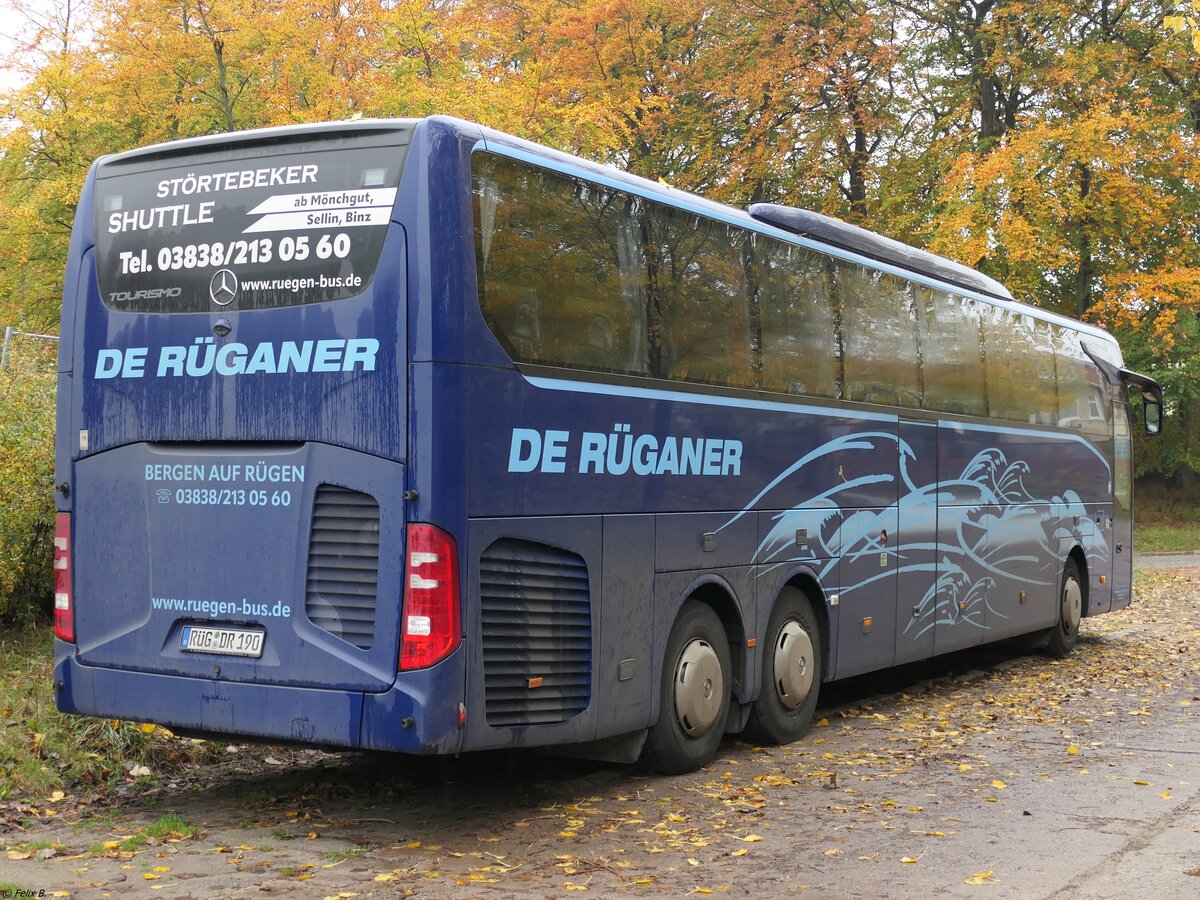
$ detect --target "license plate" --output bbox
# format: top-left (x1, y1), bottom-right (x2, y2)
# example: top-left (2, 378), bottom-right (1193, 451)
top-left (180, 625), bottom-right (264, 658)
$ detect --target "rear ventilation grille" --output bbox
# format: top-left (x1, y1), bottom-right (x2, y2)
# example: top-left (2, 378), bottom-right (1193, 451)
top-left (480, 539), bottom-right (592, 727)
top-left (305, 485), bottom-right (380, 650)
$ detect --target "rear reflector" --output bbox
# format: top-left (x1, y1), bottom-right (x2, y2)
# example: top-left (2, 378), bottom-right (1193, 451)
top-left (400, 523), bottom-right (460, 670)
top-left (54, 513), bottom-right (75, 643)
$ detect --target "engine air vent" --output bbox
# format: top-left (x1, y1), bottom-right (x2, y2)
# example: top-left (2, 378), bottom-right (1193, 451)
top-left (305, 485), bottom-right (380, 650)
top-left (480, 539), bottom-right (592, 726)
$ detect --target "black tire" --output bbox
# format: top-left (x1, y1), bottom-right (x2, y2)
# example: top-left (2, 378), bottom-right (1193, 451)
top-left (743, 588), bottom-right (822, 744)
top-left (1045, 558), bottom-right (1083, 658)
top-left (641, 601), bottom-right (732, 775)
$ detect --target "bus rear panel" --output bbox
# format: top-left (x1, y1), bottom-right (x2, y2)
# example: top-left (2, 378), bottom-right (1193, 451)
top-left (55, 120), bottom-right (466, 752)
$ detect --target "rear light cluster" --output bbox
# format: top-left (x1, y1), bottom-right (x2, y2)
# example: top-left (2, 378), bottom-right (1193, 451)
top-left (400, 523), bottom-right (460, 670)
top-left (54, 513), bottom-right (75, 643)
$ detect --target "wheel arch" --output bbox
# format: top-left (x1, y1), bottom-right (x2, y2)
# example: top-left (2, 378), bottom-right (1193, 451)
top-left (685, 576), bottom-right (748, 702)
top-left (1067, 544), bottom-right (1090, 618)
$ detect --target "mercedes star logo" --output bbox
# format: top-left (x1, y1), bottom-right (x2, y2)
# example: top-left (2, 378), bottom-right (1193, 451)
top-left (209, 268), bottom-right (239, 306)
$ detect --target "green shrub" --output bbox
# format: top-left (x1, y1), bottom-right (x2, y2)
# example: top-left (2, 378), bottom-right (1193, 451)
top-left (0, 344), bottom-right (57, 623)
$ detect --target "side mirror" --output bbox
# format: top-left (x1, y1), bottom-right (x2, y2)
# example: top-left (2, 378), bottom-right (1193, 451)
top-left (1144, 397), bottom-right (1162, 435)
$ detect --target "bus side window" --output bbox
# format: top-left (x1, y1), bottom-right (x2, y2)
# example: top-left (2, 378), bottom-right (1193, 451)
top-left (649, 205), bottom-right (752, 388)
top-left (1054, 327), bottom-right (1109, 440)
top-left (839, 264), bottom-right (921, 408)
top-left (920, 289), bottom-right (986, 416)
top-left (986, 307), bottom-right (1056, 424)
top-left (755, 239), bottom-right (837, 399)
top-left (473, 153), bottom-right (649, 377)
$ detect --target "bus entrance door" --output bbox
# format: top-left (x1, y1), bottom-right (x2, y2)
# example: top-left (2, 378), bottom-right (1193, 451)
top-left (1111, 391), bottom-right (1134, 609)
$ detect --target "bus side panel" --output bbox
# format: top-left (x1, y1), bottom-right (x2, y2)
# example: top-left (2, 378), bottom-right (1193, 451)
top-left (597, 515), bottom-right (656, 735)
top-left (833, 504), bottom-right (898, 679)
top-left (985, 501), bottom-right (1058, 639)
top-left (895, 421), bottom-right (938, 666)
top-left (654, 512), bottom-right (758, 572)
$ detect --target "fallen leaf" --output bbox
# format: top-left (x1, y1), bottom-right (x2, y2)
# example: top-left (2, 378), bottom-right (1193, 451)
top-left (965, 870), bottom-right (999, 884)
top-left (992, 780), bottom-right (1007, 789)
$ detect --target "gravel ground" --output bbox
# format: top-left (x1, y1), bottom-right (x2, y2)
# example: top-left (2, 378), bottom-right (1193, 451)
top-left (2, 567), bottom-right (1197, 898)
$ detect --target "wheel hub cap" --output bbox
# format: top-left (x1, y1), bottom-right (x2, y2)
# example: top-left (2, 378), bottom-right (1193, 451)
top-left (773, 620), bottom-right (815, 711)
top-left (673, 638), bottom-right (723, 736)
top-left (1062, 576), bottom-right (1082, 633)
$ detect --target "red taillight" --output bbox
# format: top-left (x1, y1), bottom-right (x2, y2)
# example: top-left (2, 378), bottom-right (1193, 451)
top-left (399, 523), bottom-right (460, 670)
top-left (54, 513), bottom-right (75, 643)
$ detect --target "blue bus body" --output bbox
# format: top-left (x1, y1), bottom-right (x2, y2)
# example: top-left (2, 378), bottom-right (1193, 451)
top-left (54, 116), bottom-right (1158, 767)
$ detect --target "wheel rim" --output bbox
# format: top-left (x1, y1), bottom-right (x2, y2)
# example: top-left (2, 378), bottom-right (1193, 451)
top-left (1062, 576), bottom-right (1082, 633)
top-left (673, 638), bottom-right (724, 736)
top-left (773, 620), bottom-right (814, 711)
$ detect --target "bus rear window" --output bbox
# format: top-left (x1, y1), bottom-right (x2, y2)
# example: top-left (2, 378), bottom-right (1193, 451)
top-left (93, 132), bottom-right (409, 313)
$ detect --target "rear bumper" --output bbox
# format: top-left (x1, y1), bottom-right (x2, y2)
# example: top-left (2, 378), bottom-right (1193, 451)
top-left (54, 640), bottom-right (463, 754)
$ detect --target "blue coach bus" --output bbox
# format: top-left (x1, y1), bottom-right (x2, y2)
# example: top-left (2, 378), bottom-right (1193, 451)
top-left (53, 116), bottom-right (1162, 773)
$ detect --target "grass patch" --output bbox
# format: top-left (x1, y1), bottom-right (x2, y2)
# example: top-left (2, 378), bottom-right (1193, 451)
top-left (1136, 523), bottom-right (1200, 553)
top-left (144, 812), bottom-right (198, 840)
top-left (0, 625), bottom-right (220, 800)
top-left (324, 846), bottom-right (370, 862)
top-left (1134, 482), bottom-right (1200, 552)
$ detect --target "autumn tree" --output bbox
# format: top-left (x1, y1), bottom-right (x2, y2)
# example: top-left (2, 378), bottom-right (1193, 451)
top-left (2, 0), bottom-right (1200, 485)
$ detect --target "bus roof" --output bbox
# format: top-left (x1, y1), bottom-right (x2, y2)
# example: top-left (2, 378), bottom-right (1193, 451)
top-left (95, 119), bottom-right (419, 169)
top-left (747, 204), bottom-right (1013, 302)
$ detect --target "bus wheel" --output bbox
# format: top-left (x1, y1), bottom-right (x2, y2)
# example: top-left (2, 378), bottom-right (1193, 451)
top-left (744, 588), bottom-right (822, 744)
top-left (1045, 558), bottom-right (1083, 658)
top-left (641, 601), bottom-right (731, 774)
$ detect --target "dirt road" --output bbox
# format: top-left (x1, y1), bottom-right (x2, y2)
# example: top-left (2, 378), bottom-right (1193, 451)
top-left (3, 569), bottom-right (1197, 898)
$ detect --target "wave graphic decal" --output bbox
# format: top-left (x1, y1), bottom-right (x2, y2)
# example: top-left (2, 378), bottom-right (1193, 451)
top-left (722, 433), bottom-right (1111, 637)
